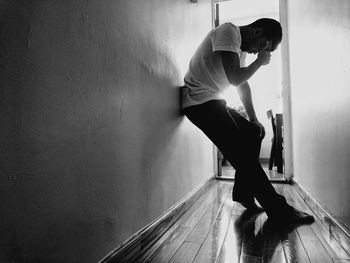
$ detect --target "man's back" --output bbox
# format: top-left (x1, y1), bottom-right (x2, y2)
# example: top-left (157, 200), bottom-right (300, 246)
top-left (182, 22), bottom-right (245, 109)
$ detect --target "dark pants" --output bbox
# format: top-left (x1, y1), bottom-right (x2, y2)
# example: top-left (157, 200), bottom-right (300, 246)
top-left (183, 99), bottom-right (288, 217)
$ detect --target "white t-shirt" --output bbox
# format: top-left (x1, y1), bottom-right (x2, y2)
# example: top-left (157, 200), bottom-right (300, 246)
top-left (182, 22), bottom-right (246, 109)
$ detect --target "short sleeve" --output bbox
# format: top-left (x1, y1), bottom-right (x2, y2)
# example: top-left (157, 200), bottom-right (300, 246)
top-left (211, 23), bottom-right (241, 53)
top-left (239, 52), bottom-right (247, 67)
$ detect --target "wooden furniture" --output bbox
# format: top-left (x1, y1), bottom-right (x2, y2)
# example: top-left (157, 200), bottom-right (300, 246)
top-left (275, 113), bottom-right (284, 173)
top-left (267, 110), bottom-right (283, 173)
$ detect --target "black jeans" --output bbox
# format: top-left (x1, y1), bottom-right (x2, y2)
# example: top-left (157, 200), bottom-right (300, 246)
top-left (183, 99), bottom-right (288, 217)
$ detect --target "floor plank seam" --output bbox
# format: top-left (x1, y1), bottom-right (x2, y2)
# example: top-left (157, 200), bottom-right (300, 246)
top-left (284, 185), bottom-right (338, 262)
top-left (146, 182), bottom-right (232, 263)
top-left (213, 199), bottom-right (237, 263)
top-left (294, 182), bottom-right (350, 239)
top-left (294, 218), bottom-right (313, 263)
top-left (292, 185), bottom-right (350, 259)
top-left (308, 223), bottom-right (338, 263)
top-left (192, 189), bottom-right (233, 263)
top-left (141, 181), bottom-right (349, 263)
top-left (193, 191), bottom-right (230, 242)
top-left (140, 184), bottom-right (222, 263)
top-left (216, 207), bottom-right (236, 263)
top-left (277, 184), bottom-right (313, 263)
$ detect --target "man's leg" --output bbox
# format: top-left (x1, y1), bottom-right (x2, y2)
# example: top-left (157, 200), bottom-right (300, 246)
top-left (183, 100), bottom-right (287, 216)
top-left (225, 108), bottom-right (262, 204)
top-left (184, 100), bottom-right (314, 224)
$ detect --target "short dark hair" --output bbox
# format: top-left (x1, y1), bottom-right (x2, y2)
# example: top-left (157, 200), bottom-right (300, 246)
top-left (249, 18), bottom-right (282, 51)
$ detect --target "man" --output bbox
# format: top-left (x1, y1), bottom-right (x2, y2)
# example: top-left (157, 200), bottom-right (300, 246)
top-left (182, 18), bottom-right (314, 224)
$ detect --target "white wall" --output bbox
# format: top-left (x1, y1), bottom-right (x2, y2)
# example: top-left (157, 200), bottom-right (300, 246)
top-left (287, 0), bottom-right (350, 229)
top-left (0, 1), bottom-right (214, 262)
top-left (219, 0), bottom-right (279, 20)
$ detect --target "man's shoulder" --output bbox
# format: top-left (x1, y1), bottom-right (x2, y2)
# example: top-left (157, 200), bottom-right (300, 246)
top-left (211, 22), bottom-right (240, 39)
top-left (211, 22), bottom-right (241, 53)
top-left (216, 22), bottom-right (238, 31)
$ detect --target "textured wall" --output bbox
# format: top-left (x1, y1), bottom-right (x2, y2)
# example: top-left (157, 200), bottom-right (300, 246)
top-left (0, 0), bottom-right (214, 262)
top-left (287, 0), bottom-right (350, 228)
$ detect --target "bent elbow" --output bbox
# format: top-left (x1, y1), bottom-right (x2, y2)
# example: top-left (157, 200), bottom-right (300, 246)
top-left (227, 70), bottom-right (246, 86)
top-left (229, 77), bottom-right (244, 87)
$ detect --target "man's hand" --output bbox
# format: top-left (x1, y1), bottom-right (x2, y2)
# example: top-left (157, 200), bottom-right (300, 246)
top-left (257, 51), bottom-right (271, 66)
top-left (250, 120), bottom-right (266, 139)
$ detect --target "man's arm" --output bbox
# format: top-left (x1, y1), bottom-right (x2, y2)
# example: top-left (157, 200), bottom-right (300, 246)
top-left (236, 81), bottom-right (266, 138)
top-left (236, 81), bottom-right (257, 121)
top-left (220, 51), bottom-right (270, 86)
top-left (220, 51), bottom-right (269, 138)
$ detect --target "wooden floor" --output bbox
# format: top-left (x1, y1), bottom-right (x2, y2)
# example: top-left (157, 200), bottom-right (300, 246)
top-left (222, 163), bottom-right (285, 181)
top-left (138, 180), bottom-right (350, 263)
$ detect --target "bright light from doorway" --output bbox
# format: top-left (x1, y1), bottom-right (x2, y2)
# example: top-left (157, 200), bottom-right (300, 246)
top-left (216, 0), bottom-right (282, 159)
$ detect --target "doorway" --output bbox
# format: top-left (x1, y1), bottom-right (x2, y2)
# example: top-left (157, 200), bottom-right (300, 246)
top-left (213, 0), bottom-right (287, 182)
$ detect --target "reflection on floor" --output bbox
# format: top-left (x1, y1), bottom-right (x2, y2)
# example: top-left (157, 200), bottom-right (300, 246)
top-left (139, 180), bottom-right (350, 263)
top-left (222, 161), bottom-right (285, 181)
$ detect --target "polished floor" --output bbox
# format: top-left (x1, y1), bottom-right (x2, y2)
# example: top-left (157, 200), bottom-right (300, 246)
top-left (221, 163), bottom-right (285, 181)
top-left (138, 180), bottom-right (350, 263)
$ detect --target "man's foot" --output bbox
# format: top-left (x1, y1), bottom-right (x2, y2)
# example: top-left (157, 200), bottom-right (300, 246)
top-left (239, 200), bottom-right (264, 213)
top-left (269, 207), bottom-right (314, 225)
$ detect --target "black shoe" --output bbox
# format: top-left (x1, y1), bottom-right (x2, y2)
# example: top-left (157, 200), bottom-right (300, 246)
top-left (239, 200), bottom-right (264, 213)
top-left (269, 207), bottom-right (315, 225)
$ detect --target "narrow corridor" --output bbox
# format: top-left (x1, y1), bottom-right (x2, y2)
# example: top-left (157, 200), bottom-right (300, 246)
top-left (2, 1), bottom-right (350, 262)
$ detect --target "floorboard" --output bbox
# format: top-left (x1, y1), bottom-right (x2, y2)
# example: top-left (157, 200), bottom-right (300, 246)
top-left (278, 185), bottom-right (335, 263)
top-left (281, 227), bottom-right (311, 263)
top-left (143, 180), bottom-right (349, 263)
top-left (145, 182), bottom-right (231, 263)
top-left (260, 214), bottom-right (287, 263)
top-left (169, 242), bottom-right (201, 263)
top-left (221, 163), bottom-right (285, 181)
top-left (216, 214), bottom-right (243, 263)
top-left (192, 197), bottom-right (235, 262)
top-left (288, 186), bottom-right (350, 260)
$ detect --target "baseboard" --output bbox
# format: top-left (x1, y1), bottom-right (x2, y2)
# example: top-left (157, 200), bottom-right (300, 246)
top-left (99, 176), bottom-right (216, 263)
top-left (293, 180), bottom-right (350, 256)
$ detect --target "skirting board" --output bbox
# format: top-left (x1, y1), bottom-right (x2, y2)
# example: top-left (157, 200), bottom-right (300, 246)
top-left (293, 179), bottom-right (350, 257)
top-left (99, 177), bottom-right (216, 263)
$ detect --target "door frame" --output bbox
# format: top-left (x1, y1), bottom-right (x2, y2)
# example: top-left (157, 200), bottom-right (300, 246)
top-left (212, 0), bottom-right (293, 182)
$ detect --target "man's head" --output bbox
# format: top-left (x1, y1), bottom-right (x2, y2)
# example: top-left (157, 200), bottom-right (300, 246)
top-left (240, 18), bottom-right (282, 54)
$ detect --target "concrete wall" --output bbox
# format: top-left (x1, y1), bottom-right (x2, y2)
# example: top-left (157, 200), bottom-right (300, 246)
top-left (0, 0), bottom-right (214, 262)
top-left (287, 0), bottom-right (350, 229)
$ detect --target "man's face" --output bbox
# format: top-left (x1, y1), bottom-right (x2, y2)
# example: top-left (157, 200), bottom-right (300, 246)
top-left (246, 37), bottom-right (272, 54)
top-left (242, 27), bottom-right (274, 54)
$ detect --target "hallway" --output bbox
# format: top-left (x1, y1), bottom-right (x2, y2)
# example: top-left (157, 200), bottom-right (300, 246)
top-left (133, 180), bottom-right (350, 263)
top-left (1, 0), bottom-right (350, 262)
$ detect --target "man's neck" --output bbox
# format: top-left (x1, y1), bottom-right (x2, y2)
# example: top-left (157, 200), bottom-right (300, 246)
top-left (239, 26), bottom-right (248, 52)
